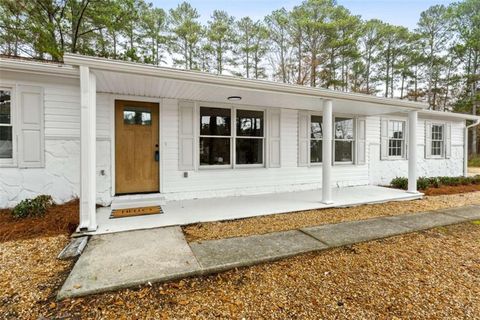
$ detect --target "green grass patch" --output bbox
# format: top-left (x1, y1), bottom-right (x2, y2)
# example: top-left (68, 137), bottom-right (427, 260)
top-left (468, 155), bottom-right (480, 167)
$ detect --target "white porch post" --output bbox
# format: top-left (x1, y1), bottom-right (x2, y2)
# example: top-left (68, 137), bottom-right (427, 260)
top-left (322, 99), bottom-right (333, 204)
top-left (408, 110), bottom-right (418, 193)
top-left (79, 66), bottom-right (97, 231)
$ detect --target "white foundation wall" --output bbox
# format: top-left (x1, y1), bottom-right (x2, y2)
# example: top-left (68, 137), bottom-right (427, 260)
top-left (0, 73), bottom-right (111, 208)
top-left (368, 116), bottom-right (465, 185)
top-left (160, 99), bottom-right (370, 200)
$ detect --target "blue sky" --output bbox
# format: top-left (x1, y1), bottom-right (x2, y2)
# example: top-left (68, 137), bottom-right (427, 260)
top-left (152, 0), bottom-right (455, 29)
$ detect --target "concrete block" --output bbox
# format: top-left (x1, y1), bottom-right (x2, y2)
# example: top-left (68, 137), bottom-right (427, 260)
top-left (301, 218), bottom-right (411, 247)
top-left (191, 230), bottom-right (328, 272)
top-left (436, 205), bottom-right (480, 220)
top-left (57, 226), bottom-right (200, 299)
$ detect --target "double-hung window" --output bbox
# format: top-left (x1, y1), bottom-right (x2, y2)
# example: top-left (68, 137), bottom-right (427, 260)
top-left (199, 106), bottom-right (265, 167)
top-left (431, 124), bottom-right (444, 157)
top-left (334, 117), bottom-right (354, 163)
top-left (0, 89), bottom-right (13, 160)
top-left (310, 115), bottom-right (323, 163)
top-left (199, 107), bottom-right (232, 166)
top-left (388, 120), bottom-right (405, 158)
top-left (236, 109), bottom-right (264, 165)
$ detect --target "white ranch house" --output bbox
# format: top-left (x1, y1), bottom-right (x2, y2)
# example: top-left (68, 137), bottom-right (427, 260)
top-left (1, 54), bottom-right (479, 233)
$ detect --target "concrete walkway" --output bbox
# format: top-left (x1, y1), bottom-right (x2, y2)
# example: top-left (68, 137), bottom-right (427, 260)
top-left (58, 205), bottom-right (480, 299)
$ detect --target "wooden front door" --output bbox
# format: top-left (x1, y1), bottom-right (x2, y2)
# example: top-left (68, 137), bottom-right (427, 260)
top-left (115, 100), bottom-right (159, 194)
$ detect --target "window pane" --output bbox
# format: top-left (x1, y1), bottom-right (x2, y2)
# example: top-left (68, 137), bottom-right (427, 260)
top-left (0, 90), bottom-right (11, 124)
top-left (388, 139), bottom-right (403, 157)
top-left (123, 107), bottom-right (151, 125)
top-left (236, 138), bottom-right (263, 164)
top-left (236, 110), bottom-right (264, 137)
top-left (200, 137), bottom-right (230, 165)
top-left (388, 121), bottom-right (404, 139)
top-left (0, 126), bottom-right (12, 158)
top-left (335, 140), bottom-right (353, 162)
top-left (432, 125), bottom-right (443, 141)
top-left (431, 141), bottom-right (443, 156)
top-left (200, 107), bottom-right (231, 136)
top-left (310, 140), bottom-right (322, 163)
top-left (311, 116), bottom-right (323, 139)
top-left (334, 118), bottom-right (354, 139)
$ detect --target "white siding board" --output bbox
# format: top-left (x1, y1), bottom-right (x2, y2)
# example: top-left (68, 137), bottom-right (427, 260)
top-left (0, 71), bottom-right (469, 207)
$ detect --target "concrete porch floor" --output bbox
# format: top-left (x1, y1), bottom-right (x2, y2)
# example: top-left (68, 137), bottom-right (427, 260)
top-left (87, 185), bottom-right (423, 235)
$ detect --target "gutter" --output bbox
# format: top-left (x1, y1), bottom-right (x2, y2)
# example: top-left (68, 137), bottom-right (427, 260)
top-left (464, 119), bottom-right (480, 176)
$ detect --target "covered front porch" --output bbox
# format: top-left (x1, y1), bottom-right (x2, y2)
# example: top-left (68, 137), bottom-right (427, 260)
top-left (64, 53), bottom-right (425, 233)
top-left (84, 185), bottom-right (422, 235)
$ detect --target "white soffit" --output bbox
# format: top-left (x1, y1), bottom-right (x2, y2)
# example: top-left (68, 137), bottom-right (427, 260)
top-left (94, 69), bottom-right (415, 116)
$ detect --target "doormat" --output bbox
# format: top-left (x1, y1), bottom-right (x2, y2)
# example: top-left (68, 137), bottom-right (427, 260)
top-left (110, 206), bottom-right (163, 219)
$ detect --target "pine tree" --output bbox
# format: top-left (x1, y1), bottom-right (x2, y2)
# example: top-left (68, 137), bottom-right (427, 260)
top-left (168, 1), bottom-right (202, 70)
top-left (206, 10), bottom-right (235, 75)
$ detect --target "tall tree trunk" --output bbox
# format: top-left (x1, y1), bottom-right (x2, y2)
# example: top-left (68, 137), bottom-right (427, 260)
top-left (296, 36), bottom-right (302, 84)
top-left (113, 33), bottom-right (117, 59)
top-left (385, 46), bottom-right (390, 97)
top-left (472, 50), bottom-right (479, 155)
top-left (310, 52), bottom-right (316, 87)
top-left (280, 34), bottom-right (286, 83)
top-left (400, 73), bottom-right (405, 99)
top-left (366, 50), bottom-right (371, 94)
top-left (427, 40), bottom-right (434, 108)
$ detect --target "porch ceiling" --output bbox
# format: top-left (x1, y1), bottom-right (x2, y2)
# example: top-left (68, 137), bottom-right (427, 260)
top-left (94, 69), bottom-right (411, 116)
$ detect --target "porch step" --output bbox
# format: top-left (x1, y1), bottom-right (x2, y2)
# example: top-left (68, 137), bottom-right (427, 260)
top-left (111, 193), bottom-right (166, 210)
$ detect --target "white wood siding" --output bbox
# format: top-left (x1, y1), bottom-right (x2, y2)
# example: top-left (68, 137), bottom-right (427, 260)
top-left (0, 70), bottom-right (468, 207)
top-left (44, 88), bottom-right (109, 139)
top-left (369, 116), bottom-right (465, 185)
top-left (160, 99), bottom-right (369, 200)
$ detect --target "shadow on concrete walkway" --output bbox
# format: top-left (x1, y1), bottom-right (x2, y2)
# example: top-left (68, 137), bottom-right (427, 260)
top-left (58, 205), bottom-right (480, 299)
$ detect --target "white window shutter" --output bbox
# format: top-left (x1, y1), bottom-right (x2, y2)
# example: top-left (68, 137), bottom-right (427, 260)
top-left (425, 121), bottom-right (432, 159)
top-left (404, 121), bottom-right (409, 160)
top-left (178, 101), bottom-right (195, 170)
top-left (380, 118), bottom-right (388, 160)
top-left (298, 111), bottom-right (309, 167)
top-left (18, 85), bottom-right (44, 168)
top-left (268, 108), bottom-right (281, 168)
top-left (356, 118), bottom-right (366, 165)
top-left (445, 123), bottom-right (451, 158)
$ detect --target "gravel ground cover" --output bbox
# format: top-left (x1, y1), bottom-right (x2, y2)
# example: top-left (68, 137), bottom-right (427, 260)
top-left (0, 235), bottom-right (73, 319)
top-left (183, 192), bottom-right (480, 242)
top-left (2, 222), bottom-right (479, 319)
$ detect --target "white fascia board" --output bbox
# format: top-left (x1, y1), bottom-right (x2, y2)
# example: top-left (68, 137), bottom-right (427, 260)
top-left (419, 109), bottom-right (480, 121)
top-left (63, 53), bottom-right (428, 111)
top-left (0, 58), bottom-right (79, 78)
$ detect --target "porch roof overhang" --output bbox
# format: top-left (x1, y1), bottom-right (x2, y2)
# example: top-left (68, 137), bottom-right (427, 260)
top-left (63, 53), bottom-right (427, 116)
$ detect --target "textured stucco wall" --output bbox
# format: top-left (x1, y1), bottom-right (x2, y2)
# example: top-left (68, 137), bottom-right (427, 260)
top-left (0, 140), bottom-right (111, 208)
top-left (369, 144), bottom-right (464, 186)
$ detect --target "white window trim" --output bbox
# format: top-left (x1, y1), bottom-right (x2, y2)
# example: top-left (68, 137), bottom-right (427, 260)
top-left (333, 116), bottom-right (356, 165)
top-left (0, 85), bottom-right (16, 167)
top-left (387, 119), bottom-right (407, 160)
top-left (309, 113), bottom-right (323, 166)
top-left (197, 103), bottom-right (266, 169)
top-left (305, 112), bottom-right (358, 166)
top-left (430, 123), bottom-right (445, 159)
